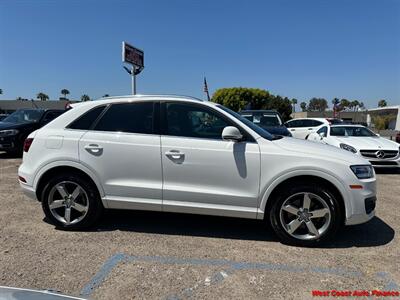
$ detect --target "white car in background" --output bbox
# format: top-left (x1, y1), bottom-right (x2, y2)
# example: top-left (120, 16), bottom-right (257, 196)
top-left (284, 118), bottom-right (330, 139)
top-left (308, 124), bottom-right (400, 168)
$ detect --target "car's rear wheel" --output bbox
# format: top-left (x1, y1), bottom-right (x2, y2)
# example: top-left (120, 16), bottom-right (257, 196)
top-left (41, 173), bottom-right (103, 229)
top-left (269, 184), bottom-right (342, 246)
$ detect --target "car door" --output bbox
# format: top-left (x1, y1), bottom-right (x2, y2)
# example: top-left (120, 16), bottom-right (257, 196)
top-left (160, 102), bottom-right (261, 218)
top-left (78, 101), bottom-right (162, 211)
top-left (309, 126), bottom-right (328, 143)
top-left (286, 119), bottom-right (307, 139)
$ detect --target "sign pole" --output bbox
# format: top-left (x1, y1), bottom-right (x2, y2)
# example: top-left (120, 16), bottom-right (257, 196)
top-left (132, 66), bottom-right (136, 95)
top-left (122, 41), bottom-right (143, 95)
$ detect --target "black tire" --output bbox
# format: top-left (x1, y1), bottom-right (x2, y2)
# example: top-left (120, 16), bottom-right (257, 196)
top-left (41, 172), bottom-right (103, 230)
top-left (269, 183), bottom-right (343, 247)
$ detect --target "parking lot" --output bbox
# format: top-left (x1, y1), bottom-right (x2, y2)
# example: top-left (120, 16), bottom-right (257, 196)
top-left (0, 153), bottom-right (399, 299)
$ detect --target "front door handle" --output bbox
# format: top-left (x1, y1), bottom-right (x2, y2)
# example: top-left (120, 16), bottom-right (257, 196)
top-left (84, 144), bottom-right (103, 155)
top-left (290, 129), bottom-right (296, 131)
top-left (308, 128), bottom-right (313, 130)
top-left (165, 150), bottom-right (184, 160)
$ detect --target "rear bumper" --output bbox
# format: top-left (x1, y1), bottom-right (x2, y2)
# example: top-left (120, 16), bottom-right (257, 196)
top-left (19, 181), bottom-right (37, 201)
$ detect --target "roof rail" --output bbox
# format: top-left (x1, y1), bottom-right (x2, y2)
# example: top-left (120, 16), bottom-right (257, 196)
top-left (98, 94), bottom-right (204, 102)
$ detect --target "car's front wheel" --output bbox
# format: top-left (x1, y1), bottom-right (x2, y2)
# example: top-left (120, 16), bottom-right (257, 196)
top-left (269, 184), bottom-right (342, 246)
top-left (41, 173), bottom-right (103, 229)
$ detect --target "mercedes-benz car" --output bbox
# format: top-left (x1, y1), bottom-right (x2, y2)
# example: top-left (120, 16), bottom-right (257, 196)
top-left (308, 124), bottom-right (400, 168)
top-left (19, 95), bottom-right (376, 246)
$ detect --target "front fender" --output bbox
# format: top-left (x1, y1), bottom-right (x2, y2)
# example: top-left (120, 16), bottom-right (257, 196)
top-left (257, 168), bottom-right (352, 220)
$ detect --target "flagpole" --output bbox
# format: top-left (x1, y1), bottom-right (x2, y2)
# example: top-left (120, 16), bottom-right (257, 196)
top-left (204, 77), bottom-right (210, 101)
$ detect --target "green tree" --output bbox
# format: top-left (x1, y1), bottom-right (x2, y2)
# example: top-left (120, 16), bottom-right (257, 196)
top-left (308, 98), bottom-right (328, 112)
top-left (378, 99), bottom-right (387, 107)
top-left (211, 87), bottom-right (292, 121)
top-left (291, 98), bottom-right (298, 113)
top-left (81, 94), bottom-right (90, 101)
top-left (102, 94), bottom-right (110, 97)
top-left (36, 92), bottom-right (49, 101)
top-left (61, 89), bottom-right (70, 100)
top-left (0, 88), bottom-right (2, 95)
top-left (340, 99), bottom-right (350, 111)
top-left (16, 96), bottom-right (24, 101)
top-left (300, 102), bottom-right (307, 112)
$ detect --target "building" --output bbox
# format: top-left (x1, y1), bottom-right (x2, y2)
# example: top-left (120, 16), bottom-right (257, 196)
top-left (0, 100), bottom-right (77, 114)
top-left (291, 110), bottom-right (367, 124)
top-left (367, 105), bottom-right (400, 131)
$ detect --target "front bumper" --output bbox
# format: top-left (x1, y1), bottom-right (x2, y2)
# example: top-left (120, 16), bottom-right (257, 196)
top-left (345, 178), bottom-right (377, 225)
top-left (368, 158), bottom-right (400, 168)
top-left (0, 135), bottom-right (19, 151)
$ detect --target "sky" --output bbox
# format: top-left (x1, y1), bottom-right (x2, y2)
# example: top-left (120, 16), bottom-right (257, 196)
top-left (0, 0), bottom-right (399, 109)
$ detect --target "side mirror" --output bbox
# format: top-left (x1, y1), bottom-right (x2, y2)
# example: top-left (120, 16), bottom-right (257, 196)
top-left (376, 133), bottom-right (380, 137)
top-left (319, 132), bottom-right (326, 138)
top-left (222, 126), bottom-right (243, 142)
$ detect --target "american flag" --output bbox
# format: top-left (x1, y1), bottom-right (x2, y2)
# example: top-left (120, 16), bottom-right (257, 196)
top-left (203, 77), bottom-right (210, 101)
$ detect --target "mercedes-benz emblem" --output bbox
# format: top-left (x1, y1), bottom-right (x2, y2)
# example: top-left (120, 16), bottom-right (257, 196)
top-left (376, 150), bottom-right (385, 159)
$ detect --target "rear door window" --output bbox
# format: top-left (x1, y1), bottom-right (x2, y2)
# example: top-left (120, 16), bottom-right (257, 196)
top-left (94, 102), bottom-right (154, 134)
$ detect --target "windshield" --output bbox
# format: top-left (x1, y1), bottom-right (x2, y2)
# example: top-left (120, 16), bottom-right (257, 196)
top-left (217, 105), bottom-right (275, 141)
top-left (2, 109), bottom-right (45, 123)
top-left (242, 113), bottom-right (282, 127)
top-left (330, 126), bottom-right (376, 137)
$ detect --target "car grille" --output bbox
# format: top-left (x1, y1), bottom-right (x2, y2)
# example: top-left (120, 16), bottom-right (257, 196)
top-left (369, 161), bottom-right (398, 166)
top-left (360, 149), bottom-right (399, 159)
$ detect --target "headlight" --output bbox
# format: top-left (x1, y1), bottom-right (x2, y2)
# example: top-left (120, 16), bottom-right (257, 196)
top-left (0, 129), bottom-right (19, 137)
top-left (350, 165), bottom-right (374, 179)
top-left (340, 143), bottom-right (357, 153)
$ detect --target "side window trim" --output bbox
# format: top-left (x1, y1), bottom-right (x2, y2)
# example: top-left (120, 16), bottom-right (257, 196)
top-left (160, 101), bottom-right (255, 142)
top-left (89, 104), bottom-right (111, 130)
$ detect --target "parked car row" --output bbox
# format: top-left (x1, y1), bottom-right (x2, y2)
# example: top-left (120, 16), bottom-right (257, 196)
top-left (18, 95), bottom-right (377, 247)
top-left (0, 109), bottom-right (65, 154)
top-left (241, 113), bottom-right (400, 169)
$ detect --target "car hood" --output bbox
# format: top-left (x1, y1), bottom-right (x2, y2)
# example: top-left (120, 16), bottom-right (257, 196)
top-left (272, 137), bottom-right (368, 165)
top-left (0, 121), bottom-right (32, 130)
top-left (333, 136), bottom-right (399, 150)
top-left (261, 125), bottom-right (291, 136)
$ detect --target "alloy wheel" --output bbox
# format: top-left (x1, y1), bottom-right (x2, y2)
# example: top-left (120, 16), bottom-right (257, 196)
top-left (279, 192), bottom-right (331, 240)
top-left (47, 181), bottom-right (89, 225)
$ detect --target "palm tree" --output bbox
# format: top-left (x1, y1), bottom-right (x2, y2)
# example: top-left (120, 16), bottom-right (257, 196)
top-left (378, 99), bottom-right (387, 107)
top-left (0, 88), bottom-right (2, 95)
top-left (37, 92), bottom-right (49, 101)
top-left (291, 98), bottom-right (298, 113)
top-left (102, 94), bottom-right (110, 97)
top-left (332, 98), bottom-right (340, 117)
top-left (300, 102), bottom-right (307, 112)
top-left (16, 97), bottom-right (24, 101)
top-left (81, 94), bottom-right (90, 102)
top-left (61, 89), bottom-right (70, 100)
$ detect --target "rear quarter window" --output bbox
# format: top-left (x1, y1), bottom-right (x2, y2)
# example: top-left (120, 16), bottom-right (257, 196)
top-left (68, 105), bottom-right (106, 130)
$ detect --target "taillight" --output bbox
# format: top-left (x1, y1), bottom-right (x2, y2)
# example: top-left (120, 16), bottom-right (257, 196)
top-left (23, 138), bottom-right (34, 152)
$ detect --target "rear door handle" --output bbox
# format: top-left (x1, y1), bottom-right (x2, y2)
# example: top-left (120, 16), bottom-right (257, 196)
top-left (308, 128), bottom-right (313, 130)
top-left (290, 129), bottom-right (296, 131)
top-left (165, 150), bottom-right (184, 160)
top-left (84, 144), bottom-right (103, 154)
